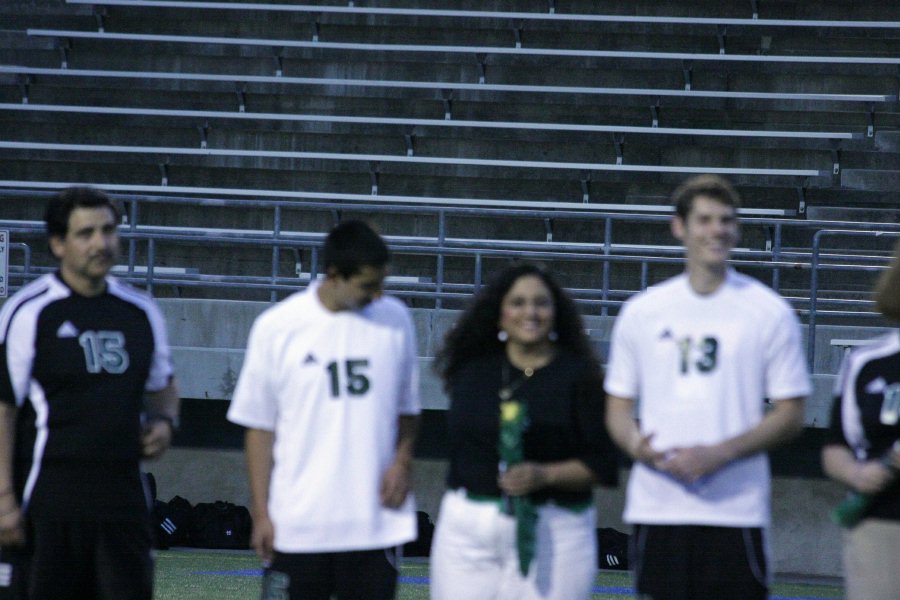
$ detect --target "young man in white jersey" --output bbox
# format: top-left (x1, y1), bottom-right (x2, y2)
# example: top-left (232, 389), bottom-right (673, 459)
top-left (604, 175), bottom-right (811, 600)
top-left (227, 220), bottom-right (420, 600)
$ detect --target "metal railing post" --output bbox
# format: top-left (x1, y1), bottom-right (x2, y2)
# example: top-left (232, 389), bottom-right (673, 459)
top-left (771, 222), bottom-right (782, 292)
top-left (127, 199), bottom-right (138, 276)
top-left (146, 238), bottom-right (155, 296)
top-left (807, 231), bottom-right (822, 371)
top-left (271, 205), bottom-right (281, 303)
top-left (601, 217), bottom-right (612, 316)
top-left (436, 210), bottom-right (446, 309)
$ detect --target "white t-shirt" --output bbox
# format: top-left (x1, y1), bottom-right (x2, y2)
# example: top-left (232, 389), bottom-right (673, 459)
top-left (227, 282), bottom-right (420, 552)
top-left (604, 269), bottom-right (811, 527)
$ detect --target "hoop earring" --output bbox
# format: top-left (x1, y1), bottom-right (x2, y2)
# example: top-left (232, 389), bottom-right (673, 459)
top-left (497, 330), bottom-right (509, 342)
top-left (548, 331), bottom-right (558, 342)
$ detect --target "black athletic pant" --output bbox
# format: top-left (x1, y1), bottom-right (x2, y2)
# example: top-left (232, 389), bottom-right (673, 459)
top-left (0, 546), bottom-right (29, 600)
top-left (261, 547), bottom-right (400, 600)
top-left (631, 524), bottom-right (768, 600)
top-left (27, 518), bottom-right (153, 600)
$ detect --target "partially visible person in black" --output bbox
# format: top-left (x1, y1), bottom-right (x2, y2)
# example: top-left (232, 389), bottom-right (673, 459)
top-left (822, 239), bottom-right (900, 600)
top-left (0, 187), bottom-right (180, 600)
top-left (429, 263), bottom-right (617, 600)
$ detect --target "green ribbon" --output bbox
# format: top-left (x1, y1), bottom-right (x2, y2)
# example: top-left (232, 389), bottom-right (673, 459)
top-left (498, 400), bottom-right (538, 576)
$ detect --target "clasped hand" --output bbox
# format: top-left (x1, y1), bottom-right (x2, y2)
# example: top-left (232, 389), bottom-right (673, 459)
top-left (498, 462), bottom-right (547, 496)
top-left (851, 454), bottom-right (898, 495)
top-left (634, 433), bottom-right (728, 484)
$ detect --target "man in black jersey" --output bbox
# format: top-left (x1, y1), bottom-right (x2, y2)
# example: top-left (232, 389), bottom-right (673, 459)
top-left (0, 187), bottom-right (180, 600)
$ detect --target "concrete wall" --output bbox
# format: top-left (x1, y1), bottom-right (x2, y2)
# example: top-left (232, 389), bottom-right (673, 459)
top-left (146, 449), bottom-right (847, 578)
top-left (146, 297), bottom-right (878, 578)
top-left (158, 298), bottom-right (891, 418)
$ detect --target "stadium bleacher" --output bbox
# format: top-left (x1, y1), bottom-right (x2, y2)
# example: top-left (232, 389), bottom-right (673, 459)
top-left (5, 0), bottom-right (899, 214)
top-left (1, 0), bottom-right (897, 322)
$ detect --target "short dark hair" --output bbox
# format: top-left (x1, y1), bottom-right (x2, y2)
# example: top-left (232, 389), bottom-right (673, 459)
top-left (875, 240), bottom-right (900, 322)
top-left (435, 262), bottom-right (599, 387)
top-left (671, 174), bottom-right (741, 220)
top-left (322, 220), bottom-right (390, 278)
top-left (45, 187), bottom-right (121, 239)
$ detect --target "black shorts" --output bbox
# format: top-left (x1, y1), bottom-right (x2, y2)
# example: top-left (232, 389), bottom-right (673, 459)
top-left (261, 547), bottom-right (400, 600)
top-left (631, 524), bottom-right (768, 600)
top-left (26, 518), bottom-right (153, 600)
top-left (0, 546), bottom-right (29, 600)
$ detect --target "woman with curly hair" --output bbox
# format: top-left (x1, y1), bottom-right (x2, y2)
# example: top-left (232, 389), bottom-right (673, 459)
top-left (429, 263), bottom-right (618, 600)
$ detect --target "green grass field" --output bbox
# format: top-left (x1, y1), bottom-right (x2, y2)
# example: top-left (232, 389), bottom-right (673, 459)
top-left (153, 550), bottom-right (843, 600)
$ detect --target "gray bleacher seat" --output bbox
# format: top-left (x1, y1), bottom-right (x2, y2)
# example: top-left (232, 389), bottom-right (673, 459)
top-left (0, 179), bottom-right (795, 216)
top-left (3, 65), bottom-right (893, 105)
top-left (0, 139), bottom-right (830, 178)
top-left (0, 102), bottom-right (864, 142)
top-left (62, 0), bottom-right (900, 31)
top-left (25, 28), bottom-right (900, 68)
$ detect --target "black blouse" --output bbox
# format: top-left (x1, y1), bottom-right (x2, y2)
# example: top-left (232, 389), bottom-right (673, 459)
top-left (445, 349), bottom-right (617, 506)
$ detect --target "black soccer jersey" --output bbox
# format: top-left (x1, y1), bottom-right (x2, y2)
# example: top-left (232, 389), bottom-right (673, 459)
top-left (827, 330), bottom-right (900, 521)
top-left (0, 272), bottom-right (173, 520)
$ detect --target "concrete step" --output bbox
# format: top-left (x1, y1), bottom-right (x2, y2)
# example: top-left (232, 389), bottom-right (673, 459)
top-left (806, 205), bottom-right (900, 223)
top-left (1, 106), bottom-right (868, 154)
top-left (874, 129), bottom-right (900, 153)
top-left (0, 154), bottom-right (821, 216)
top-left (841, 168), bottom-right (900, 192)
top-left (88, 11), bottom-right (900, 58)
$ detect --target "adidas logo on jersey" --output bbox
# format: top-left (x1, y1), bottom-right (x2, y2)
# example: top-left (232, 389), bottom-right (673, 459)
top-left (658, 328), bottom-right (673, 340)
top-left (56, 320), bottom-right (80, 338)
top-left (303, 353), bottom-right (318, 365)
top-left (865, 377), bottom-right (887, 394)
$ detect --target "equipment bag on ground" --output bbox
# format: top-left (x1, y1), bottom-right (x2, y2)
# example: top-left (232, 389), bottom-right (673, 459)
top-left (189, 501), bottom-right (252, 549)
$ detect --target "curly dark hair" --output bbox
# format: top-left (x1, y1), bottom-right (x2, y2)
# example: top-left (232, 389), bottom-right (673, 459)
top-left (435, 263), bottom-right (599, 388)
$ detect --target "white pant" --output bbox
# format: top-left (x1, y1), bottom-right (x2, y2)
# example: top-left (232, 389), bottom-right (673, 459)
top-left (429, 488), bottom-right (597, 600)
top-left (843, 518), bottom-right (900, 600)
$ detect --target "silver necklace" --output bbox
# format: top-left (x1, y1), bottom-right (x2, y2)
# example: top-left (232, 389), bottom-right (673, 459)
top-left (499, 360), bottom-right (534, 402)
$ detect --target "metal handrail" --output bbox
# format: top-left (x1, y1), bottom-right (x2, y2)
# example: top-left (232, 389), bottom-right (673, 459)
top-left (28, 29), bottom-right (900, 65)
top-left (2, 66), bottom-right (893, 104)
top-left (5, 191), bottom-right (899, 370)
top-left (807, 229), bottom-right (900, 369)
top-left (3, 228), bottom-right (808, 292)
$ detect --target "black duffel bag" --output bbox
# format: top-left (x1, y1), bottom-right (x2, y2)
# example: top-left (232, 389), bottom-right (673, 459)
top-left (152, 495), bottom-right (194, 549)
top-left (189, 501), bottom-right (252, 549)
